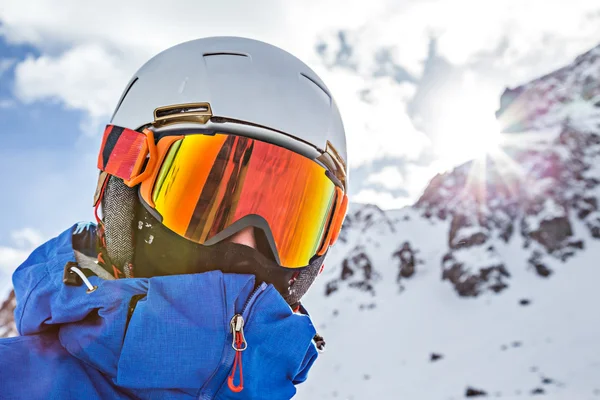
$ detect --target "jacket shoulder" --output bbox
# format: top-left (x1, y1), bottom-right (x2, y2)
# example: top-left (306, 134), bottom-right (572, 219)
top-left (12, 223), bottom-right (95, 335)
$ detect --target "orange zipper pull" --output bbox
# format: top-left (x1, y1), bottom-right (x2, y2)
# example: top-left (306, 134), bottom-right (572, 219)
top-left (228, 314), bottom-right (247, 393)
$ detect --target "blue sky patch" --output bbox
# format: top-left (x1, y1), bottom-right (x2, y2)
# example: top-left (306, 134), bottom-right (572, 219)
top-left (0, 36), bottom-right (100, 245)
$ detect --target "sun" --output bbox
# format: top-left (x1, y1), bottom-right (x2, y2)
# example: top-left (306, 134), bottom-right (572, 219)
top-left (425, 85), bottom-right (528, 206)
top-left (433, 91), bottom-right (504, 170)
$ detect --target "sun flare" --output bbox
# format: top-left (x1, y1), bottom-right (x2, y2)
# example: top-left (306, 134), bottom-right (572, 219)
top-left (425, 85), bottom-right (529, 206)
top-left (434, 95), bottom-right (504, 169)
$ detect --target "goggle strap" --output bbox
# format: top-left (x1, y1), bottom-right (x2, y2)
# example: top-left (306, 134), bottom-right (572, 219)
top-left (97, 125), bottom-right (149, 184)
top-left (329, 193), bottom-right (348, 246)
top-left (316, 187), bottom-right (344, 256)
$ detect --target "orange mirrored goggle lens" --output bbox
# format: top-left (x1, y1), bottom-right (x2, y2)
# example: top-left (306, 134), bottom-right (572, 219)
top-left (138, 133), bottom-right (338, 268)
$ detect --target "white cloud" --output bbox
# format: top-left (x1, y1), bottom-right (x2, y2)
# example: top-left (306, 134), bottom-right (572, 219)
top-left (1, 0), bottom-right (300, 128)
top-left (359, 163), bottom-right (441, 209)
top-left (314, 70), bottom-right (430, 167)
top-left (14, 44), bottom-right (130, 119)
top-left (0, 246), bottom-right (30, 275)
top-left (404, 163), bottom-right (440, 198)
top-left (367, 166), bottom-right (405, 189)
top-left (0, 0), bottom-right (291, 52)
top-left (0, 228), bottom-right (44, 276)
top-left (3, 1), bottom-right (599, 123)
top-left (10, 228), bottom-right (44, 249)
top-left (352, 189), bottom-right (412, 210)
top-left (313, 0), bottom-right (600, 83)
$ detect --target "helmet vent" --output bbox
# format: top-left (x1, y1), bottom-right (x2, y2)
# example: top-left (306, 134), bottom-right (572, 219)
top-left (154, 103), bottom-right (213, 126)
top-left (155, 104), bottom-right (209, 118)
top-left (203, 53), bottom-right (251, 73)
top-left (203, 52), bottom-right (248, 58)
top-left (300, 73), bottom-right (331, 106)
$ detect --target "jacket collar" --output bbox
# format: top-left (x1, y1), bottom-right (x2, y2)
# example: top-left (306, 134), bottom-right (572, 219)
top-left (13, 224), bottom-right (257, 388)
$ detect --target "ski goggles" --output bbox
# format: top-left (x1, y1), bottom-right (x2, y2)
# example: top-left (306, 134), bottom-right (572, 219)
top-left (97, 125), bottom-right (348, 268)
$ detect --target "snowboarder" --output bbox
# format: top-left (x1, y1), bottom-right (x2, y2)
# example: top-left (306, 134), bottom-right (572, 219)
top-left (0, 37), bottom-right (348, 399)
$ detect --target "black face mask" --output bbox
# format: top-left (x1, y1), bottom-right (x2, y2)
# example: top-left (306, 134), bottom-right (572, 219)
top-left (132, 204), bottom-right (302, 299)
top-left (100, 175), bottom-right (324, 307)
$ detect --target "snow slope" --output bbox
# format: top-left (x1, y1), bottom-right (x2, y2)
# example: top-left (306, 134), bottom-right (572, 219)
top-left (297, 204), bottom-right (600, 399)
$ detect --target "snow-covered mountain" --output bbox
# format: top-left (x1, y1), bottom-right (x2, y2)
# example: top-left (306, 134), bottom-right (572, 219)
top-left (3, 44), bottom-right (600, 398)
top-left (496, 45), bottom-right (600, 133)
top-left (296, 45), bottom-right (600, 399)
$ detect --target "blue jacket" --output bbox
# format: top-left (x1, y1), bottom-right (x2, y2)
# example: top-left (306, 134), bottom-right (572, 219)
top-left (0, 224), bottom-right (319, 399)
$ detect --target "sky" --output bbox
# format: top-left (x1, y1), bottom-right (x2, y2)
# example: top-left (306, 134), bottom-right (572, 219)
top-left (1, 0), bottom-right (600, 285)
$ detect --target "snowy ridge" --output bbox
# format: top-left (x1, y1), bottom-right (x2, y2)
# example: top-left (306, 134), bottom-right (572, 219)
top-left (410, 121), bottom-right (600, 299)
top-left (497, 44), bottom-right (600, 133)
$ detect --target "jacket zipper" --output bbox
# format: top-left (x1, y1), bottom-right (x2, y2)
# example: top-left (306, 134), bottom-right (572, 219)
top-left (199, 282), bottom-right (268, 399)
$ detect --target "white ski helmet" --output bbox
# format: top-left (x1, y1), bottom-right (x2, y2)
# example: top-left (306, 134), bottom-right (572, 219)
top-left (96, 37), bottom-right (348, 304)
top-left (111, 36), bottom-right (347, 164)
